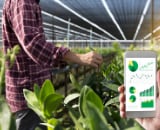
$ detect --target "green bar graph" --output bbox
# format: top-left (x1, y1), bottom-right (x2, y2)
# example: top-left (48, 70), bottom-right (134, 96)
top-left (141, 100), bottom-right (154, 108)
top-left (140, 86), bottom-right (154, 97)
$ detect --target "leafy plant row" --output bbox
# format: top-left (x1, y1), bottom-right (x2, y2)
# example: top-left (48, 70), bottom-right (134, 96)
top-left (22, 43), bottom-right (144, 130)
top-left (2, 42), bottom-right (160, 130)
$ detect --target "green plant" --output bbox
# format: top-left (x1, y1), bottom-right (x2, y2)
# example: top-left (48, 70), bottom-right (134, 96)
top-left (23, 80), bottom-right (64, 130)
top-left (68, 45), bottom-right (144, 130)
top-left (64, 85), bottom-right (114, 130)
top-left (0, 97), bottom-right (16, 130)
top-left (0, 45), bottom-right (20, 130)
top-left (0, 45), bottom-right (20, 94)
top-left (23, 44), bottom-right (147, 130)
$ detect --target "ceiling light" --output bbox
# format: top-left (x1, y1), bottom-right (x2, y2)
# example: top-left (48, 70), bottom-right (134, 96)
top-left (133, 0), bottom-right (151, 40)
top-left (53, 0), bottom-right (117, 39)
top-left (101, 0), bottom-right (126, 40)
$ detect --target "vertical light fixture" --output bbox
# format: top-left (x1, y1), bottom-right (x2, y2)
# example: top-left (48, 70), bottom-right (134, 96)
top-left (67, 18), bottom-right (71, 47)
top-left (90, 28), bottom-right (93, 47)
top-left (133, 0), bottom-right (151, 40)
top-left (151, 0), bottom-right (154, 43)
top-left (101, 0), bottom-right (127, 40)
top-left (143, 0), bottom-right (157, 40)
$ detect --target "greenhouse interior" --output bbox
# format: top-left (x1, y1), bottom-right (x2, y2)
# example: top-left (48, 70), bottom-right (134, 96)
top-left (0, 0), bottom-right (160, 130)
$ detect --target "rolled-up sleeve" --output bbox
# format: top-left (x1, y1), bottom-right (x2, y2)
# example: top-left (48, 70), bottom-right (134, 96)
top-left (11, 0), bottom-right (69, 67)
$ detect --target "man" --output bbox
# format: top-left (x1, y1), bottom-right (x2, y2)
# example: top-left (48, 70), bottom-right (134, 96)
top-left (2, 0), bottom-right (103, 129)
top-left (119, 70), bottom-right (160, 130)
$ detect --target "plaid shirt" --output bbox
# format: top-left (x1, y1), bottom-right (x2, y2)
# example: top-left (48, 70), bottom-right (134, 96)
top-left (2, 0), bottom-right (69, 113)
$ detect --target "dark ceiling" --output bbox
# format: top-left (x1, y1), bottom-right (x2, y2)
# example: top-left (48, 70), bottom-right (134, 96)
top-left (0, 0), bottom-right (160, 43)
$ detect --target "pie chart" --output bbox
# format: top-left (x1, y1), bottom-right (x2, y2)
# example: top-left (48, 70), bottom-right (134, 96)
top-left (128, 60), bottom-right (138, 72)
top-left (129, 95), bottom-right (136, 103)
top-left (129, 86), bottom-right (136, 94)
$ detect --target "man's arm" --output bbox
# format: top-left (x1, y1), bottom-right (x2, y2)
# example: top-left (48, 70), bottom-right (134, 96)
top-left (11, 0), bottom-right (69, 67)
top-left (63, 51), bottom-right (103, 68)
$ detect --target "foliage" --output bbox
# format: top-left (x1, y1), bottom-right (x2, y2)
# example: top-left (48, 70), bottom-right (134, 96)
top-left (0, 45), bottom-right (20, 130)
top-left (0, 97), bottom-right (16, 130)
top-left (68, 44), bottom-right (144, 130)
top-left (23, 79), bottom-right (64, 129)
top-left (1, 42), bottom-right (155, 130)
top-left (0, 45), bottom-right (20, 94)
top-left (69, 69), bottom-right (143, 130)
top-left (65, 86), bottom-right (114, 130)
top-left (23, 78), bottom-right (116, 130)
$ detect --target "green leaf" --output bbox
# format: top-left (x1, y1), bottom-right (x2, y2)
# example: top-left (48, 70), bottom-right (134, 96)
top-left (9, 115), bottom-right (16, 130)
top-left (23, 89), bottom-right (44, 119)
top-left (23, 89), bottom-right (39, 107)
top-left (124, 126), bottom-right (143, 130)
top-left (85, 102), bottom-right (113, 130)
top-left (101, 82), bottom-right (119, 92)
top-left (44, 93), bottom-right (64, 118)
top-left (0, 96), bottom-right (15, 130)
top-left (69, 73), bottom-right (81, 91)
top-left (115, 73), bottom-right (124, 85)
top-left (39, 79), bottom-right (55, 105)
top-left (47, 118), bottom-right (63, 130)
top-left (86, 89), bottom-right (104, 112)
top-left (64, 93), bottom-right (80, 105)
top-left (0, 59), bottom-right (5, 93)
top-left (79, 86), bottom-right (104, 118)
top-left (9, 54), bottom-right (15, 67)
top-left (79, 86), bottom-right (88, 117)
top-left (69, 111), bottom-right (84, 130)
top-left (45, 118), bottom-right (58, 130)
top-left (105, 96), bottom-right (119, 107)
top-left (33, 84), bottom-right (40, 99)
top-left (12, 45), bottom-right (20, 54)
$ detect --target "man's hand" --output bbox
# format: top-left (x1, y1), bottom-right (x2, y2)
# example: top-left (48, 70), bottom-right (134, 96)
top-left (63, 51), bottom-right (103, 68)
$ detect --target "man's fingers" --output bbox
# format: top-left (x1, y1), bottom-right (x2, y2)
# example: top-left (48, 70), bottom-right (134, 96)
top-left (135, 118), bottom-right (143, 125)
top-left (93, 54), bottom-right (103, 65)
top-left (120, 99), bottom-right (125, 111)
top-left (156, 70), bottom-right (160, 99)
top-left (157, 70), bottom-right (160, 88)
top-left (87, 51), bottom-right (103, 68)
top-left (119, 85), bottom-right (126, 118)
top-left (118, 85), bottom-right (125, 93)
top-left (120, 101), bottom-right (126, 118)
top-left (120, 111), bottom-right (126, 118)
top-left (119, 93), bottom-right (125, 103)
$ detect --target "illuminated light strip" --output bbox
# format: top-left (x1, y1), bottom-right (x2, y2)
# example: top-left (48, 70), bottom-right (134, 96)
top-left (53, 30), bottom-right (66, 35)
top-left (143, 26), bottom-right (160, 40)
top-left (44, 30), bottom-right (67, 37)
top-left (133, 0), bottom-right (151, 40)
top-left (53, 0), bottom-right (117, 39)
top-left (44, 28), bottom-right (67, 35)
top-left (101, 0), bottom-right (126, 40)
top-left (43, 22), bottom-right (99, 39)
top-left (42, 11), bottom-right (108, 40)
top-left (144, 33), bottom-right (151, 40)
top-left (44, 29), bottom-right (66, 35)
top-left (44, 23), bottom-right (82, 38)
top-left (53, 26), bottom-right (95, 39)
top-left (45, 31), bottom-right (67, 37)
top-left (153, 26), bottom-right (160, 33)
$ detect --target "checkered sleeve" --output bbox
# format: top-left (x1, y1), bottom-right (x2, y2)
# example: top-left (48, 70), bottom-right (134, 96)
top-left (11, 0), bottom-right (69, 67)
